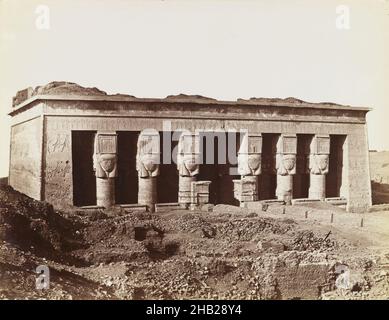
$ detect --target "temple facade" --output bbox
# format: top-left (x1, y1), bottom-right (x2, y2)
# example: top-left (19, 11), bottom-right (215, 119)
top-left (8, 82), bottom-right (372, 212)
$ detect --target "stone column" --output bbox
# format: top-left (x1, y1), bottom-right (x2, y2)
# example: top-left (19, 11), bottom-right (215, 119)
top-left (276, 134), bottom-right (297, 203)
top-left (177, 133), bottom-right (200, 208)
top-left (308, 135), bottom-right (330, 200)
top-left (93, 132), bottom-right (118, 208)
top-left (136, 130), bottom-right (160, 212)
top-left (235, 133), bottom-right (262, 206)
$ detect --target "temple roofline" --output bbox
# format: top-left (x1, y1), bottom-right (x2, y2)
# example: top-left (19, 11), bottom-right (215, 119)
top-left (8, 93), bottom-right (371, 117)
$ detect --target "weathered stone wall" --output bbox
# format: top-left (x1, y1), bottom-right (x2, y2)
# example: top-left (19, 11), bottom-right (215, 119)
top-left (43, 117), bottom-right (73, 208)
top-left (275, 263), bottom-right (330, 299)
top-left (346, 124), bottom-right (372, 212)
top-left (9, 117), bottom-right (42, 200)
top-left (9, 97), bottom-right (371, 211)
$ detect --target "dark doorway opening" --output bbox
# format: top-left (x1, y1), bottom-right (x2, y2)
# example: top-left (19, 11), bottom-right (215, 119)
top-left (157, 131), bottom-right (179, 203)
top-left (116, 131), bottom-right (139, 205)
top-left (198, 131), bottom-right (242, 205)
top-left (259, 133), bottom-right (279, 200)
top-left (72, 131), bottom-right (96, 206)
top-left (293, 134), bottom-right (313, 198)
top-left (326, 135), bottom-right (346, 197)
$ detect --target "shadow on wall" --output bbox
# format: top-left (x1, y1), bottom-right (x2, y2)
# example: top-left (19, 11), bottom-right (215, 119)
top-left (0, 177), bottom-right (8, 186)
top-left (371, 181), bottom-right (389, 205)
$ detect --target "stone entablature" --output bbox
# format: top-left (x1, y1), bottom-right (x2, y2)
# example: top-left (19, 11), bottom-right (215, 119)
top-left (10, 95), bottom-right (369, 125)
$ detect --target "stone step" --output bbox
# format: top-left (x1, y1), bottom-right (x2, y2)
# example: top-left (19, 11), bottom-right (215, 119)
top-left (155, 202), bottom-right (182, 213)
top-left (76, 205), bottom-right (106, 217)
top-left (291, 198), bottom-right (321, 205)
top-left (261, 199), bottom-right (285, 205)
top-left (79, 205), bottom-right (105, 210)
top-left (325, 197), bottom-right (347, 206)
top-left (119, 204), bottom-right (147, 213)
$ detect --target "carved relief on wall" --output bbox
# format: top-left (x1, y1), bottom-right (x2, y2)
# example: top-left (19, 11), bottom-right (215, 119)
top-left (177, 133), bottom-right (200, 177)
top-left (10, 120), bottom-right (41, 178)
top-left (136, 131), bottom-right (160, 178)
top-left (94, 132), bottom-right (118, 178)
top-left (280, 135), bottom-right (297, 154)
top-left (313, 135), bottom-right (330, 155)
top-left (47, 133), bottom-right (69, 154)
top-left (46, 160), bottom-right (71, 179)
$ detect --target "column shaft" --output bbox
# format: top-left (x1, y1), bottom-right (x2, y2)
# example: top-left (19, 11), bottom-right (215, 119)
top-left (308, 135), bottom-right (330, 201)
top-left (276, 174), bottom-right (293, 203)
top-left (309, 173), bottom-right (326, 199)
top-left (96, 178), bottom-right (115, 208)
top-left (138, 177), bottom-right (157, 212)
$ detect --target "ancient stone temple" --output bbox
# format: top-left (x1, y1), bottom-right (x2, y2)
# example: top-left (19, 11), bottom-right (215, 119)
top-left (8, 82), bottom-right (372, 212)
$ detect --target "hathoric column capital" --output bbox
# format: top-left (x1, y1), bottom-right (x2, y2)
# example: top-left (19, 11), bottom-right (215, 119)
top-left (93, 131), bottom-right (118, 179)
top-left (238, 133), bottom-right (262, 176)
top-left (136, 130), bottom-right (160, 178)
top-left (308, 135), bottom-right (330, 175)
top-left (177, 132), bottom-right (200, 177)
top-left (276, 134), bottom-right (297, 175)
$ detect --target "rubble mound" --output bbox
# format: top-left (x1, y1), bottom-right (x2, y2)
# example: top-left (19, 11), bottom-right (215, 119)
top-left (164, 94), bottom-right (217, 103)
top-left (236, 97), bottom-right (348, 108)
top-left (1, 185), bottom-right (388, 299)
top-left (0, 186), bottom-right (82, 264)
top-left (32, 81), bottom-right (107, 96)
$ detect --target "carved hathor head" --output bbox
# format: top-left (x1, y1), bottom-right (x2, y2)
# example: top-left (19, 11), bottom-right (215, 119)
top-left (308, 135), bottom-right (330, 175)
top-left (93, 132), bottom-right (118, 178)
top-left (136, 130), bottom-right (160, 178)
top-left (177, 132), bottom-right (200, 177)
top-left (237, 133), bottom-right (262, 176)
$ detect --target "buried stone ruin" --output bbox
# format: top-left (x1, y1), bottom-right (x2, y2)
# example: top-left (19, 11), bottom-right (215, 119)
top-left (8, 82), bottom-right (372, 213)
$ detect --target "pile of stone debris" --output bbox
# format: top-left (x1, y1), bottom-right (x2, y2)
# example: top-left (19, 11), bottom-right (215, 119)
top-left (0, 185), bottom-right (388, 300)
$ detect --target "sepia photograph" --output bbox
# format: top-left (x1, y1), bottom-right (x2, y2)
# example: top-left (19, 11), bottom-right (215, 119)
top-left (0, 0), bottom-right (389, 308)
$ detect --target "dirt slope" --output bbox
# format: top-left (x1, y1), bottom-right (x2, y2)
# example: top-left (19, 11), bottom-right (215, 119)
top-left (1, 186), bottom-right (389, 300)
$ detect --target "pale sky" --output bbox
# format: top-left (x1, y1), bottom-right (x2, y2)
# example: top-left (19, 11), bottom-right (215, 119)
top-left (1, 0), bottom-right (388, 177)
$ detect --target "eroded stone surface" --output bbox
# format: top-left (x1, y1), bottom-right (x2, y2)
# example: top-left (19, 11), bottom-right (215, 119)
top-left (8, 82), bottom-right (372, 212)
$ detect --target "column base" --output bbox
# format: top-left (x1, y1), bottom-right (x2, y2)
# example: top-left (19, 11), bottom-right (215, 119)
top-left (178, 176), bottom-right (196, 207)
top-left (233, 176), bottom-right (259, 205)
top-left (96, 177), bottom-right (115, 208)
